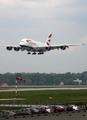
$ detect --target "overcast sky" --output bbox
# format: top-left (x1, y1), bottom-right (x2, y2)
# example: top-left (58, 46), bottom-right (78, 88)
top-left (0, 0), bottom-right (87, 74)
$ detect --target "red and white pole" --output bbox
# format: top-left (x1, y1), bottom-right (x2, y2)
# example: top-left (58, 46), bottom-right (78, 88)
top-left (15, 76), bottom-right (26, 96)
top-left (15, 79), bottom-right (18, 96)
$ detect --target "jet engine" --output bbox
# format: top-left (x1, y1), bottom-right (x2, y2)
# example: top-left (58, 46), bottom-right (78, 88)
top-left (6, 46), bottom-right (12, 51)
top-left (14, 47), bottom-right (20, 51)
top-left (60, 46), bottom-right (67, 50)
top-left (45, 46), bottom-right (51, 51)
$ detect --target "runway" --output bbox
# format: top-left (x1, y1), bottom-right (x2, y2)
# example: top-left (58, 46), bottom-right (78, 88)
top-left (0, 85), bottom-right (87, 92)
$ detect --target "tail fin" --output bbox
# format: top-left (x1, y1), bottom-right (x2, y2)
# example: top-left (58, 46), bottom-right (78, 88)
top-left (45, 32), bottom-right (52, 46)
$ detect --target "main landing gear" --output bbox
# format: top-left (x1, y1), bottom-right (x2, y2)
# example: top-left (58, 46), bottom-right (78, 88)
top-left (38, 52), bottom-right (44, 55)
top-left (32, 52), bottom-right (36, 55)
top-left (27, 52), bottom-right (36, 55)
top-left (27, 52), bottom-right (44, 55)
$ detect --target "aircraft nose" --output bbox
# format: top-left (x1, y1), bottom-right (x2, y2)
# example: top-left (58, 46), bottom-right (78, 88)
top-left (19, 41), bottom-right (22, 46)
top-left (19, 40), bottom-right (24, 46)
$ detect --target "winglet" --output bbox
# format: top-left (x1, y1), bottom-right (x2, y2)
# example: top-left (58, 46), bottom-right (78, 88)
top-left (81, 43), bottom-right (85, 45)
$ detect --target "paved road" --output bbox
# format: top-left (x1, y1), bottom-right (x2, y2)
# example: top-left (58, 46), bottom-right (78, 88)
top-left (1, 111), bottom-right (87, 120)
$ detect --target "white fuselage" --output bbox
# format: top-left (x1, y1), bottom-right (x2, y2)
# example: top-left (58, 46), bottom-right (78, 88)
top-left (19, 38), bottom-right (47, 52)
top-left (20, 38), bottom-right (46, 47)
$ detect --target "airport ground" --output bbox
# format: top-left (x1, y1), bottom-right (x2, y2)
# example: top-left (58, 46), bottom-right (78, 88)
top-left (0, 85), bottom-right (87, 106)
top-left (0, 85), bottom-right (87, 120)
top-left (1, 110), bottom-right (87, 120)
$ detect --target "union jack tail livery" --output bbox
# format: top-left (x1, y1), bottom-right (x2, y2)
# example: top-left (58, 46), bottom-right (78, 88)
top-left (45, 32), bottom-right (52, 46)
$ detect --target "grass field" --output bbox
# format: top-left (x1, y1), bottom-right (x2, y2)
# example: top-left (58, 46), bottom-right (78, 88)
top-left (0, 89), bottom-right (87, 105)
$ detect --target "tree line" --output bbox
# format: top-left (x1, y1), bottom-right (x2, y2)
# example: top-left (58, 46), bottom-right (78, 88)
top-left (0, 71), bottom-right (87, 85)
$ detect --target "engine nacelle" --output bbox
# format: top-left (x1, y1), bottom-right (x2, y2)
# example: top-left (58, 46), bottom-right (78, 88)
top-left (60, 46), bottom-right (66, 50)
top-left (6, 46), bottom-right (12, 51)
top-left (45, 46), bottom-right (51, 51)
top-left (14, 47), bottom-right (20, 51)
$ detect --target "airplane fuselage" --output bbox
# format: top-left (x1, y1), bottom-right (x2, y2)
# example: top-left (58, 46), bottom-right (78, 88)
top-left (19, 38), bottom-right (48, 52)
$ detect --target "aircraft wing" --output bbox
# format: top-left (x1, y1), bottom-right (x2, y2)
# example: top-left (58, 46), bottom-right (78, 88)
top-left (36, 43), bottom-right (85, 51)
top-left (4, 43), bottom-right (85, 55)
top-left (30, 43), bottom-right (85, 53)
top-left (50, 43), bottom-right (85, 50)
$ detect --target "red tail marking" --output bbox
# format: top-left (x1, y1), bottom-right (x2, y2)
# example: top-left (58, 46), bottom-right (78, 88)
top-left (48, 34), bottom-right (52, 38)
top-left (46, 42), bottom-right (50, 46)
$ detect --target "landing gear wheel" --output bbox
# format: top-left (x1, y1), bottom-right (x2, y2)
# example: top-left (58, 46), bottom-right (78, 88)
top-left (27, 52), bottom-right (31, 54)
top-left (32, 52), bottom-right (36, 55)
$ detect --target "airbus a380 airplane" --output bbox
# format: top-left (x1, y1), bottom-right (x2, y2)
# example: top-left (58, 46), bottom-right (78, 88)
top-left (4, 32), bottom-right (84, 55)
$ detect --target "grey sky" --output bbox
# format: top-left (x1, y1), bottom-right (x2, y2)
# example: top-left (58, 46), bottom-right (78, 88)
top-left (0, 0), bottom-right (87, 74)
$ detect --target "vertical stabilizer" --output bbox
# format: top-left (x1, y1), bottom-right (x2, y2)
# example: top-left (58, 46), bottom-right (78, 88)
top-left (45, 32), bottom-right (52, 46)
